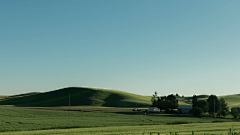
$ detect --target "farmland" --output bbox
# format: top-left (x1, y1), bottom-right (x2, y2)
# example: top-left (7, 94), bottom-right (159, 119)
top-left (1, 87), bottom-right (240, 134)
top-left (0, 107), bottom-right (238, 135)
top-left (2, 122), bottom-right (240, 135)
top-left (0, 107), bottom-right (229, 132)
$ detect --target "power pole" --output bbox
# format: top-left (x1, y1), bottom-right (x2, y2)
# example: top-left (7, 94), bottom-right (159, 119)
top-left (69, 93), bottom-right (70, 109)
top-left (214, 100), bottom-right (215, 118)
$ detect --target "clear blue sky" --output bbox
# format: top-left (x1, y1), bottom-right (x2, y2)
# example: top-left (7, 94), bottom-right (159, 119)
top-left (1, 0), bottom-right (240, 96)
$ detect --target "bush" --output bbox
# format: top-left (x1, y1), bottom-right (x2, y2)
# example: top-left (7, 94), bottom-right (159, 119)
top-left (167, 121), bottom-right (189, 125)
top-left (232, 109), bottom-right (239, 119)
top-left (192, 107), bottom-right (204, 117)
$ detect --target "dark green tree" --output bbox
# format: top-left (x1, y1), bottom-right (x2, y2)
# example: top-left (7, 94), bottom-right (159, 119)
top-left (192, 95), bottom-right (198, 108)
top-left (166, 94), bottom-right (179, 110)
top-left (217, 109), bottom-right (228, 117)
top-left (232, 109), bottom-right (239, 119)
top-left (197, 100), bottom-right (209, 113)
top-left (192, 107), bottom-right (204, 117)
top-left (218, 97), bottom-right (229, 117)
top-left (157, 100), bottom-right (172, 110)
top-left (151, 91), bottom-right (158, 107)
top-left (155, 94), bottom-right (178, 111)
top-left (207, 95), bottom-right (219, 114)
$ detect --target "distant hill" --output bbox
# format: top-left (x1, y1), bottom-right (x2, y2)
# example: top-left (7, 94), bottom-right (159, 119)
top-left (220, 94), bottom-right (240, 109)
top-left (177, 95), bottom-right (209, 101)
top-left (0, 87), bottom-right (151, 107)
top-left (0, 96), bottom-right (9, 100)
top-left (177, 94), bottom-right (240, 109)
top-left (9, 92), bottom-right (42, 98)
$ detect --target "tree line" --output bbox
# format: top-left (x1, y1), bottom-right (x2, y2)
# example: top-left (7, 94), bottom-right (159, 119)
top-left (151, 92), bottom-right (178, 111)
top-left (192, 95), bottom-right (229, 117)
top-left (151, 92), bottom-right (239, 118)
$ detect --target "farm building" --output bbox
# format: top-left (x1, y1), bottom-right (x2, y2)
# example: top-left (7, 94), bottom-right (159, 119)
top-left (177, 105), bottom-right (192, 113)
top-left (231, 107), bottom-right (240, 113)
top-left (148, 107), bottom-right (160, 112)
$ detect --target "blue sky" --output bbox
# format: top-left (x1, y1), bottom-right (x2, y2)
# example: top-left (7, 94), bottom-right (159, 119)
top-left (1, 0), bottom-right (240, 96)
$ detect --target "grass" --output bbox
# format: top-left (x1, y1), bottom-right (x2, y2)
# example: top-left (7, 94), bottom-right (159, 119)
top-left (1, 122), bottom-right (240, 135)
top-left (2, 87), bottom-right (240, 109)
top-left (220, 94), bottom-right (240, 109)
top-left (177, 94), bottom-right (240, 110)
top-left (0, 107), bottom-right (231, 133)
top-left (0, 96), bottom-right (9, 100)
top-left (0, 87), bottom-right (151, 107)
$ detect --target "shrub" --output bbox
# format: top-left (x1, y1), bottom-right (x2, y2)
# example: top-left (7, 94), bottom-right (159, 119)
top-left (192, 107), bottom-right (204, 117)
top-left (167, 121), bottom-right (189, 125)
top-left (232, 109), bottom-right (239, 119)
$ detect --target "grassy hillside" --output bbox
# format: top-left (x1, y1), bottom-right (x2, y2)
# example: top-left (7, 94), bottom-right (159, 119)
top-left (0, 96), bottom-right (9, 100)
top-left (0, 87), bottom-right (151, 107)
top-left (177, 94), bottom-right (240, 109)
top-left (220, 94), bottom-right (240, 109)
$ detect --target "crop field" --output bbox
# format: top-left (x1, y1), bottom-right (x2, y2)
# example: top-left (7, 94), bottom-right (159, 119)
top-left (1, 88), bottom-right (240, 134)
top-left (2, 122), bottom-right (240, 135)
top-left (0, 107), bottom-right (233, 134)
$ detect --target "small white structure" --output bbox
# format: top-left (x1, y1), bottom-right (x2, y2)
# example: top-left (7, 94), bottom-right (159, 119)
top-left (148, 107), bottom-right (160, 112)
top-left (177, 105), bottom-right (192, 113)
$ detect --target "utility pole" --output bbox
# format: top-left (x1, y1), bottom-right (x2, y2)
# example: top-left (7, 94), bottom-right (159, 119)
top-left (214, 100), bottom-right (215, 118)
top-left (69, 93), bottom-right (70, 109)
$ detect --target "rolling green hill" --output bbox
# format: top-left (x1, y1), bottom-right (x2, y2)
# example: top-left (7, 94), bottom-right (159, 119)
top-left (220, 94), bottom-right (240, 109)
top-left (177, 94), bottom-right (240, 109)
top-left (0, 96), bottom-right (9, 100)
top-left (0, 87), bottom-right (151, 107)
top-left (1, 87), bottom-right (240, 109)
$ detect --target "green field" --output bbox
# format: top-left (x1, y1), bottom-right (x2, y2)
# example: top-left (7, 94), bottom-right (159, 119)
top-left (2, 122), bottom-right (240, 135)
top-left (1, 88), bottom-right (240, 135)
top-left (0, 107), bottom-right (232, 134)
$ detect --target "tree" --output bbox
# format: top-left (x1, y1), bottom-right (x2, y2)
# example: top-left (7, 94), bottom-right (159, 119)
top-left (166, 94), bottom-right (179, 110)
top-left (192, 107), bottom-right (204, 117)
top-left (197, 100), bottom-right (209, 113)
top-left (217, 109), bottom-right (228, 117)
top-left (207, 95), bottom-right (219, 114)
top-left (192, 95), bottom-right (198, 108)
top-left (232, 109), bottom-right (239, 119)
top-left (157, 100), bottom-right (172, 110)
top-left (151, 91), bottom-right (158, 107)
top-left (155, 94), bottom-right (179, 111)
top-left (218, 98), bottom-right (229, 117)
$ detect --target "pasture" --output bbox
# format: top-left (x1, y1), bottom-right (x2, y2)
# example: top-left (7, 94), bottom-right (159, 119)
top-left (2, 122), bottom-right (240, 135)
top-left (0, 107), bottom-right (233, 134)
top-left (1, 88), bottom-right (240, 134)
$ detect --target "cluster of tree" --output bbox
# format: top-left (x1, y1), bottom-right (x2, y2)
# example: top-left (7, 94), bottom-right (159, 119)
top-left (231, 109), bottom-right (240, 118)
top-left (192, 95), bottom-right (229, 117)
top-left (151, 92), bottom-right (178, 111)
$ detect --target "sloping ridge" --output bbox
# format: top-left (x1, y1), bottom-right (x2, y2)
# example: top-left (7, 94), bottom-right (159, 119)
top-left (9, 92), bottom-right (42, 97)
top-left (0, 87), bottom-right (151, 107)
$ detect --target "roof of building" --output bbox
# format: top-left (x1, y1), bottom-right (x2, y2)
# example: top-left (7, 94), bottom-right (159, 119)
top-left (177, 105), bottom-right (192, 109)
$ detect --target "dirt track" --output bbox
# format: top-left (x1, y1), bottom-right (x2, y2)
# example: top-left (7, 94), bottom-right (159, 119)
top-left (0, 106), bottom-right (133, 112)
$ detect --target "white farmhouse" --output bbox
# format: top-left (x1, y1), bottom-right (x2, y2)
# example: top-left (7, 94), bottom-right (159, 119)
top-left (148, 107), bottom-right (160, 112)
top-left (177, 105), bottom-right (192, 113)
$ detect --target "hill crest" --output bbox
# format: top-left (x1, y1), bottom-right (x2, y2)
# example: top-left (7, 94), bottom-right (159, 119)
top-left (0, 87), bottom-right (151, 107)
